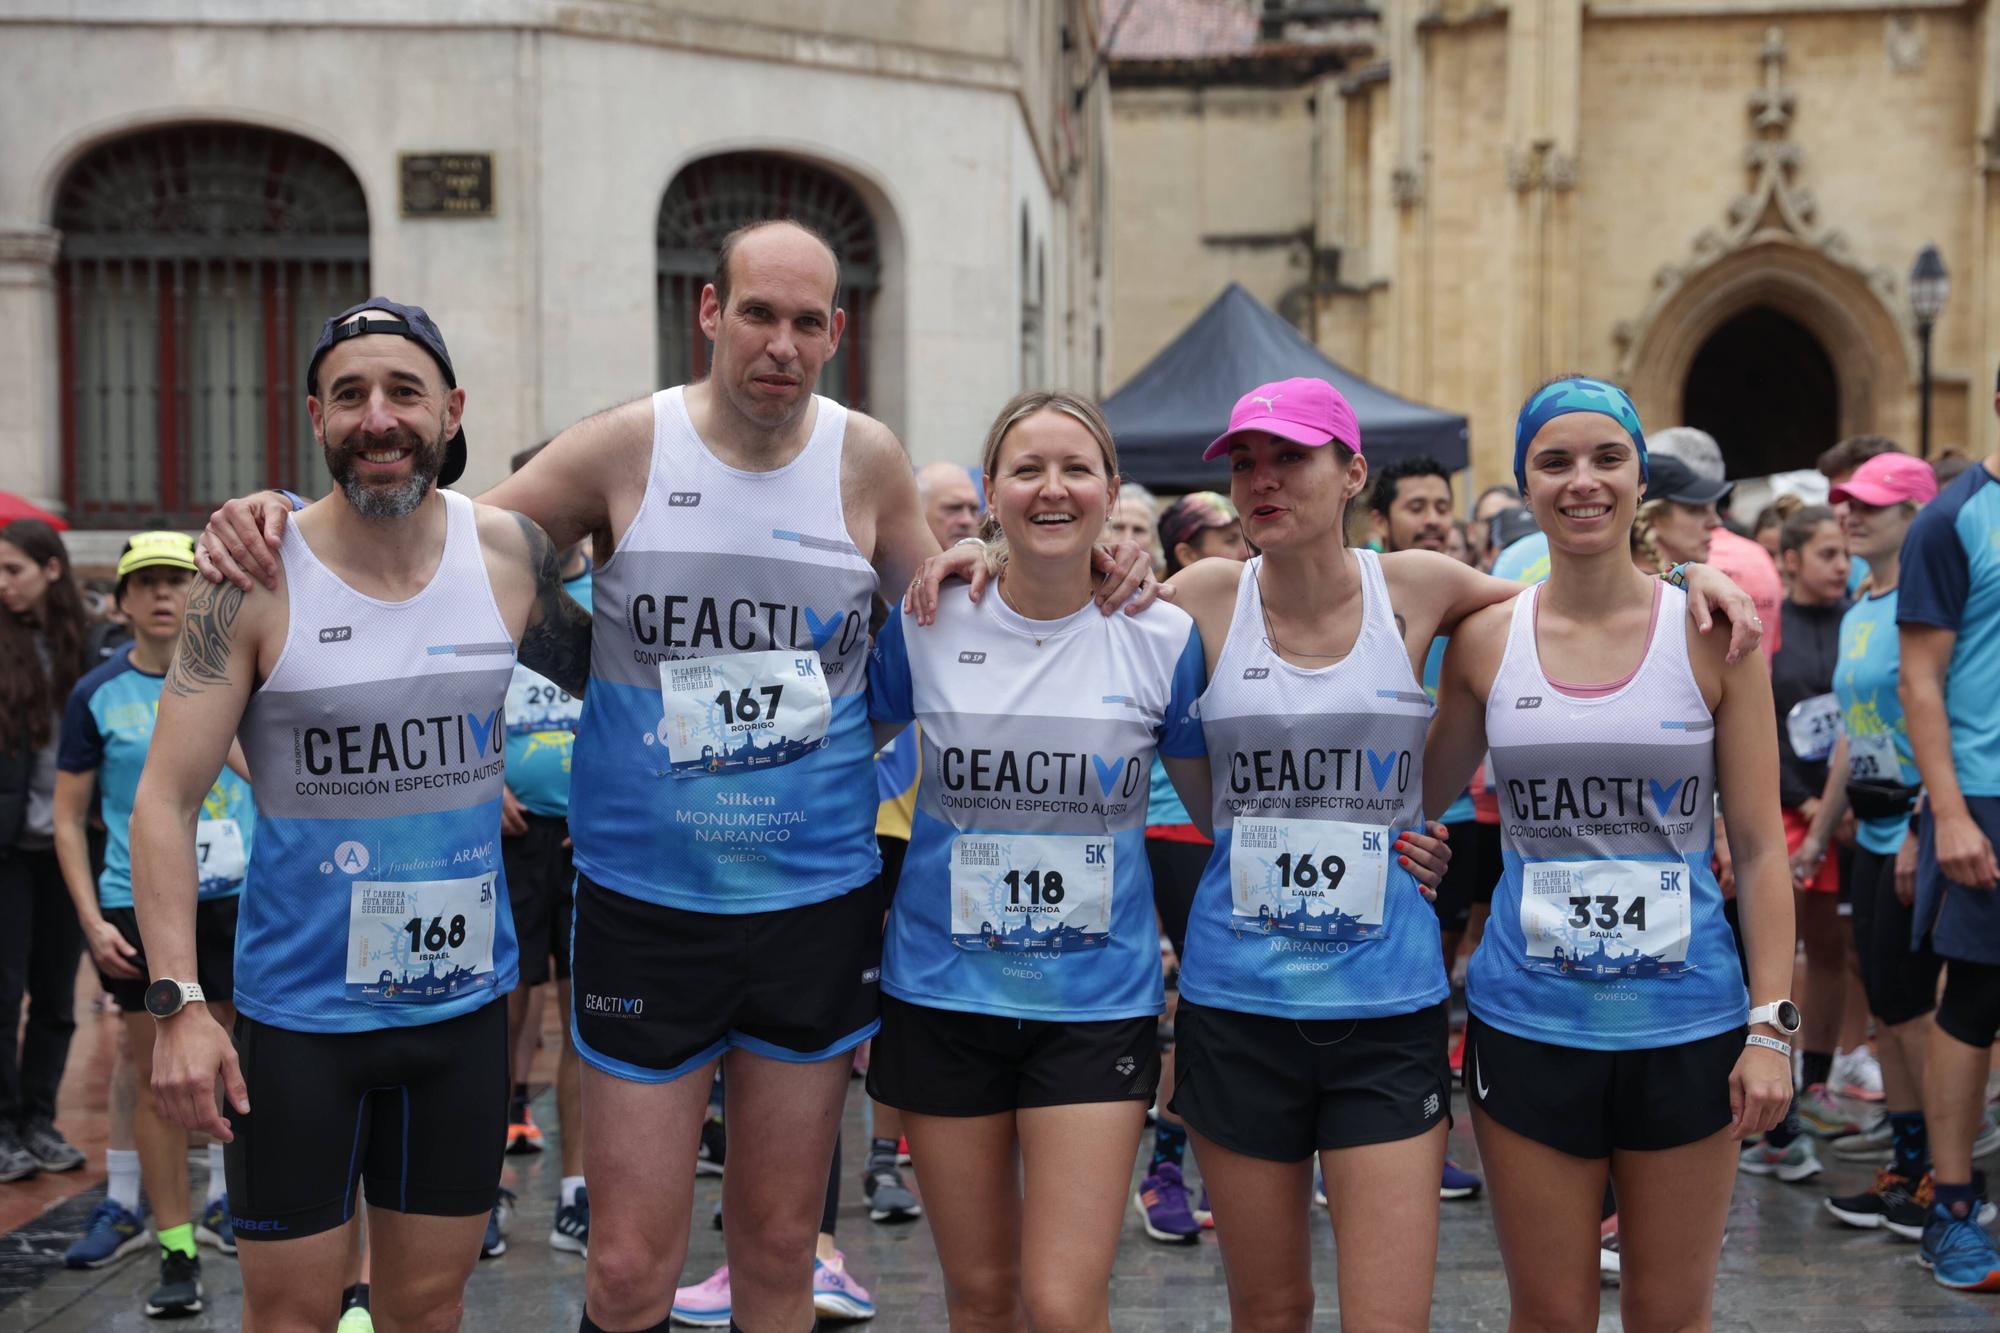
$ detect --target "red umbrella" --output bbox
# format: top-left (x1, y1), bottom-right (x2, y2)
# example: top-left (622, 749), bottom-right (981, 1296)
top-left (0, 492), bottom-right (68, 530)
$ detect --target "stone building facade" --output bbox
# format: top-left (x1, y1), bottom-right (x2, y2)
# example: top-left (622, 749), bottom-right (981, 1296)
top-left (1111, 0), bottom-right (2000, 490)
top-left (0, 0), bottom-right (1111, 551)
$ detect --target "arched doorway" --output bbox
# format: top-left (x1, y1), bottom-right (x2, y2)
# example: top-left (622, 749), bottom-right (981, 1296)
top-left (655, 153), bottom-right (880, 408)
top-left (53, 124), bottom-right (370, 527)
top-left (1682, 307), bottom-right (1839, 476)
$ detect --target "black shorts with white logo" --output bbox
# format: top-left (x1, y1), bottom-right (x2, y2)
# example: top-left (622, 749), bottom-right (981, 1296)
top-left (98, 898), bottom-right (238, 1012)
top-left (225, 1000), bottom-right (508, 1241)
top-left (570, 872), bottom-right (883, 1083)
top-left (502, 812), bottom-right (574, 987)
top-left (1463, 1011), bottom-right (1744, 1159)
top-left (1169, 999), bottom-right (1451, 1162)
top-left (867, 994), bottom-right (1158, 1116)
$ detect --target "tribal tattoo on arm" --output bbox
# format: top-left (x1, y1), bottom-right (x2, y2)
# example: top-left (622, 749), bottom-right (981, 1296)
top-left (513, 511), bottom-right (592, 699)
top-left (164, 580), bottom-right (246, 698)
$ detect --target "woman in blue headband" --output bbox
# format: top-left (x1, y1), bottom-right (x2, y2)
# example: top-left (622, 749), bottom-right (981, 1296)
top-left (1426, 376), bottom-right (1796, 1333)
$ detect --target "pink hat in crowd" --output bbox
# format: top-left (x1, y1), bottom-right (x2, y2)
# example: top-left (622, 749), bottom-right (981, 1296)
top-left (1203, 377), bottom-right (1361, 461)
top-left (1829, 452), bottom-right (1939, 508)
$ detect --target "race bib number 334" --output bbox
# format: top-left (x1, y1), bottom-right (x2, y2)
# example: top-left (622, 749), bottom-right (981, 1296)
top-left (346, 874), bottom-right (499, 1004)
top-left (1519, 859), bottom-right (1692, 979)
top-left (658, 650), bottom-right (832, 779)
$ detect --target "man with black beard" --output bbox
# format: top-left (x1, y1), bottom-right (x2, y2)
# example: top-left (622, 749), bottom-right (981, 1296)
top-left (130, 300), bottom-right (590, 1329)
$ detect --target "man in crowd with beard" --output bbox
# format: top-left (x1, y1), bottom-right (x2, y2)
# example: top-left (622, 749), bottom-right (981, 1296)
top-left (130, 300), bottom-right (591, 1329)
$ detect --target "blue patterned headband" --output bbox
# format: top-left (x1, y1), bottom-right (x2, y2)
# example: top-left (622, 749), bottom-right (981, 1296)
top-left (1513, 377), bottom-right (1647, 491)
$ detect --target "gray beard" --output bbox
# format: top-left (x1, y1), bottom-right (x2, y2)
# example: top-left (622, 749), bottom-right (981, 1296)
top-left (340, 470), bottom-right (430, 520)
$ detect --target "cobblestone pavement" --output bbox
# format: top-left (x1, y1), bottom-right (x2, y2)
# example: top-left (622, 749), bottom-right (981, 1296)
top-left (1, 1076), bottom-right (1991, 1331)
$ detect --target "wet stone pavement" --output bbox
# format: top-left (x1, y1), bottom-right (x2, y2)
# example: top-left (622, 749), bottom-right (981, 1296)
top-left (1, 1075), bottom-right (1993, 1331)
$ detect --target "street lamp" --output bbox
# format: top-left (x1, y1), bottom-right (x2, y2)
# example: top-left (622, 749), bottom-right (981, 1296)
top-left (1911, 244), bottom-right (1950, 457)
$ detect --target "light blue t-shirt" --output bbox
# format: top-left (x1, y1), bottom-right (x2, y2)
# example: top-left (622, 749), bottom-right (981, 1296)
top-left (59, 645), bottom-right (256, 907)
top-left (1834, 589), bottom-right (1919, 855)
top-left (503, 567), bottom-right (592, 817)
top-left (868, 592), bottom-right (1206, 1021)
top-left (1146, 759), bottom-right (1193, 828)
top-left (1899, 464), bottom-right (2000, 796)
top-left (1490, 532), bottom-right (1551, 585)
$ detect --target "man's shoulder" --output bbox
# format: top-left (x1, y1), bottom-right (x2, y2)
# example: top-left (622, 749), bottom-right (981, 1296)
top-left (839, 408), bottom-right (908, 471)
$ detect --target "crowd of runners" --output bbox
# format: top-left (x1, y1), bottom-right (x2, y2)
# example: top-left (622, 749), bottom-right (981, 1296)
top-left (2, 215), bottom-right (2000, 1330)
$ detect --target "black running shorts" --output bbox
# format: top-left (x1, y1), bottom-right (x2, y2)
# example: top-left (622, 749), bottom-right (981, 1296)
top-left (1850, 841), bottom-right (1941, 1027)
top-left (1430, 820), bottom-right (1501, 935)
top-left (502, 812), bottom-right (574, 987)
top-left (1169, 999), bottom-right (1451, 1161)
top-left (98, 898), bottom-right (237, 1012)
top-left (224, 1000), bottom-right (508, 1241)
top-left (570, 872), bottom-right (883, 1083)
top-left (1462, 1012), bottom-right (1744, 1158)
top-left (867, 994), bottom-right (1158, 1116)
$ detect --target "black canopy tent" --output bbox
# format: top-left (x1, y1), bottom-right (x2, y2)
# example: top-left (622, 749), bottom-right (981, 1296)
top-left (1103, 283), bottom-right (1469, 492)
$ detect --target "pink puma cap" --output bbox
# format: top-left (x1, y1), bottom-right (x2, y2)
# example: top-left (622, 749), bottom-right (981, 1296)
top-left (1203, 377), bottom-right (1362, 460)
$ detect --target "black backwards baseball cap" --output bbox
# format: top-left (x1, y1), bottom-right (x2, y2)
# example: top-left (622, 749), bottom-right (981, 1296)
top-left (305, 298), bottom-right (467, 486)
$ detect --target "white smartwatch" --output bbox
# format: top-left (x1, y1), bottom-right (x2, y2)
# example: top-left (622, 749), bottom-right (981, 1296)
top-left (144, 978), bottom-right (205, 1020)
top-left (1747, 999), bottom-right (1802, 1036)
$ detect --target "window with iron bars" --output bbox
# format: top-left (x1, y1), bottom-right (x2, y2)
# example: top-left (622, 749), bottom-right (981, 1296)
top-left (55, 124), bottom-right (370, 528)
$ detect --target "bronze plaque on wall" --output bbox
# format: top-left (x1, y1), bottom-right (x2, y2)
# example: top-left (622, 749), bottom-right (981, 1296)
top-left (399, 153), bottom-right (494, 217)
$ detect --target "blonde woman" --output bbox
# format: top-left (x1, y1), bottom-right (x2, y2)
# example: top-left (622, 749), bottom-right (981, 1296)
top-left (868, 390), bottom-right (1447, 1330)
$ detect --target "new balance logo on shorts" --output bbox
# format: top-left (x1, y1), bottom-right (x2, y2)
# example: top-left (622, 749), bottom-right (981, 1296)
top-left (861, 967), bottom-right (880, 984)
top-left (1423, 1092), bottom-right (1441, 1120)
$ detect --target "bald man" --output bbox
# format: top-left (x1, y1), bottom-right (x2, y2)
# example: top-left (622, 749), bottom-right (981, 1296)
top-left (916, 460), bottom-right (981, 546)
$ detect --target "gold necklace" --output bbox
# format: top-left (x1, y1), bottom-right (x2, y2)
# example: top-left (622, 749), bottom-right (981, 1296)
top-left (997, 576), bottom-right (1049, 648)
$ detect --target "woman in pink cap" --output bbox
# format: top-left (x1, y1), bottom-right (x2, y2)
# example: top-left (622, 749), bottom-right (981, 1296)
top-left (1793, 451), bottom-right (1946, 1239)
top-left (1151, 377), bottom-right (1763, 1329)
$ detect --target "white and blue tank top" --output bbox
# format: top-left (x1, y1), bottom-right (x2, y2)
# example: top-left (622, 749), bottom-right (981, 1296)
top-left (235, 489), bottom-right (518, 1033)
top-left (1177, 551), bottom-right (1448, 1021)
top-left (1470, 583), bottom-right (1747, 1050)
top-left (868, 588), bottom-right (1205, 1021)
top-left (570, 388), bottom-right (881, 913)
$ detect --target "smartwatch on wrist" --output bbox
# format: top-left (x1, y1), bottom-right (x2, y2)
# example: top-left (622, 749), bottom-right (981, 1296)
top-left (144, 978), bottom-right (205, 1020)
top-left (1747, 999), bottom-right (1802, 1036)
